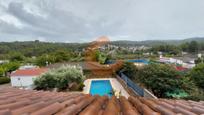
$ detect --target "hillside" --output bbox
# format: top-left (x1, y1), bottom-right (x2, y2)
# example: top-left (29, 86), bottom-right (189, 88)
top-left (0, 37), bottom-right (203, 57)
top-left (110, 37), bottom-right (204, 47)
top-left (0, 41), bottom-right (88, 58)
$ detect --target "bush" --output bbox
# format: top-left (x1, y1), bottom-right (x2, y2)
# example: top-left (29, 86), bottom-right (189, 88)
top-left (0, 67), bottom-right (5, 77)
top-left (137, 64), bottom-right (181, 97)
top-left (34, 72), bottom-right (57, 90)
top-left (183, 89), bottom-right (204, 101)
top-left (34, 65), bottom-right (85, 91)
top-left (77, 82), bottom-right (85, 91)
top-left (188, 63), bottom-right (204, 90)
top-left (120, 63), bottom-right (196, 99)
top-left (0, 77), bottom-right (10, 84)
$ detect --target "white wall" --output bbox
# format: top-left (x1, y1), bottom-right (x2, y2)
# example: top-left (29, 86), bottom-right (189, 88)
top-left (11, 76), bottom-right (37, 87)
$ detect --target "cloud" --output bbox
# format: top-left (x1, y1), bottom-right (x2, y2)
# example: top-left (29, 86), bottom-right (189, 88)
top-left (0, 0), bottom-right (204, 42)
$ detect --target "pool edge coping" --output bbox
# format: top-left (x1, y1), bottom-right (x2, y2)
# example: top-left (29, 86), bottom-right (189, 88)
top-left (89, 80), bottom-right (113, 96)
top-left (83, 78), bottom-right (130, 98)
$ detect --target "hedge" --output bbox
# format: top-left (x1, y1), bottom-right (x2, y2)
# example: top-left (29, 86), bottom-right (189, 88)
top-left (0, 77), bottom-right (10, 84)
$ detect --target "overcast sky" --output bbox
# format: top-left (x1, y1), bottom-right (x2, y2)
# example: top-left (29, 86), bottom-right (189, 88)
top-left (0, 0), bottom-right (204, 42)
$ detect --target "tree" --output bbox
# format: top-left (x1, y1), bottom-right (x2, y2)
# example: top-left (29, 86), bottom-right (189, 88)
top-left (194, 57), bottom-right (204, 64)
top-left (188, 63), bottom-right (204, 90)
top-left (180, 42), bottom-right (189, 52)
top-left (137, 64), bottom-right (186, 98)
top-left (188, 41), bottom-right (198, 53)
top-left (95, 50), bottom-right (108, 64)
top-left (2, 62), bottom-right (20, 73)
top-left (9, 52), bottom-right (24, 62)
top-left (151, 45), bottom-right (181, 56)
top-left (52, 50), bottom-right (71, 62)
top-left (120, 62), bottom-right (138, 80)
top-left (35, 54), bottom-right (55, 66)
top-left (34, 66), bottom-right (85, 91)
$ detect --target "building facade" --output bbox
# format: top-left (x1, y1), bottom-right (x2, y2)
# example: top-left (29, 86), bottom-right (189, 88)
top-left (10, 68), bottom-right (48, 88)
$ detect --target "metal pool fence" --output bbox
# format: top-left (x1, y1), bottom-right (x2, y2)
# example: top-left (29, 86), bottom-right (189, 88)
top-left (118, 72), bottom-right (144, 96)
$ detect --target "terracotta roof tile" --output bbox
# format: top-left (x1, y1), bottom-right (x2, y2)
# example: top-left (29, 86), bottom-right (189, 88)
top-left (103, 96), bottom-right (120, 115)
top-left (11, 101), bottom-right (46, 115)
top-left (0, 88), bottom-right (204, 115)
top-left (0, 109), bottom-right (11, 115)
top-left (119, 96), bottom-right (140, 115)
top-left (0, 99), bottom-right (31, 110)
top-left (31, 102), bottom-right (63, 115)
top-left (79, 96), bottom-right (108, 115)
top-left (192, 106), bottom-right (204, 114)
top-left (57, 104), bottom-right (78, 115)
top-left (128, 96), bottom-right (160, 115)
top-left (156, 105), bottom-right (176, 115)
top-left (174, 106), bottom-right (197, 115)
top-left (10, 68), bottom-right (48, 76)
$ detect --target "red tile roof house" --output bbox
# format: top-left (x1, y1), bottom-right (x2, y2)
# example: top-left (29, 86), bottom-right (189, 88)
top-left (10, 68), bottom-right (48, 88)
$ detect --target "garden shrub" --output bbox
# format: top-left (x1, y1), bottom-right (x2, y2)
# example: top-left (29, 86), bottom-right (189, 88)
top-left (34, 65), bottom-right (85, 91)
top-left (0, 77), bottom-right (10, 84)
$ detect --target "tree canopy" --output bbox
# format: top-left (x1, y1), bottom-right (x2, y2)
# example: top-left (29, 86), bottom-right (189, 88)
top-left (0, 67), bottom-right (5, 77)
top-left (95, 50), bottom-right (108, 64)
top-left (9, 52), bottom-right (25, 62)
top-left (34, 66), bottom-right (85, 91)
top-left (121, 63), bottom-right (194, 98)
top-left (137, 64), bottom-right (184, 97)
top-left (188, 63), bottom-right (204, 90)
top-left (150, 40), bottom-right (202, 56)
top-left (151, 45), bottom-right (181, 55)
top-left (120, 62), bottom-right (138, 80)
top-left (0, 62), bottom-right (20, 76)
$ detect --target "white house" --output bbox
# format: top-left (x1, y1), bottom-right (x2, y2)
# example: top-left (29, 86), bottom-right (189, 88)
top-left (10, 68), bottom-right (48, 88)
top-left (159, 56), bottom-right (195, 69)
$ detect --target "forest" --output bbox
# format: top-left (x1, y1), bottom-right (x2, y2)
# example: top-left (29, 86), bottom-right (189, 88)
top-left (0, 39), bottom-right (203, 66)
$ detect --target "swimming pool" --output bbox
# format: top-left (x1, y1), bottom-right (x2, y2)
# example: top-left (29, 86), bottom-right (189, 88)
top-left (127, 59), bottom-right (149, 64)
top-left (90, 80), bottom-right (113, 97)
top-left (106, 59), bottom-right (149, 64)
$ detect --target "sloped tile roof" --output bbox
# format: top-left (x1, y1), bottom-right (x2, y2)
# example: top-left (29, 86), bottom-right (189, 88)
top-left (10, 68), bottom-right (48, 77)
top-left (0, 88), bottom-right (204, 115)
top-left (175, 66), bottom-right (188, 71)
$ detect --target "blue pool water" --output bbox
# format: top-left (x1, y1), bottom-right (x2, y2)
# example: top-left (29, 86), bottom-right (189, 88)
top-left (106, 59), bottom-right (149, 65)
top-left (90, 80), bottom-right (113, 97)
top-left (126, 59), bottom-right (149, 64)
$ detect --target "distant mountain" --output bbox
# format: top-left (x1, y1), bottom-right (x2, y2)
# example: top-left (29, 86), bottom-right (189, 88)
top-left (0, 37), bottom-right (204, 48)
top-left (183, 37), bottom-right (204, 42)
top-left (110, 37), bottom-right (204, 47)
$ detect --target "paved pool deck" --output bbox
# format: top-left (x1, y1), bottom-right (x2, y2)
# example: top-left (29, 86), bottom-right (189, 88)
top-left (83, 78), bottom-right (129, 98)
